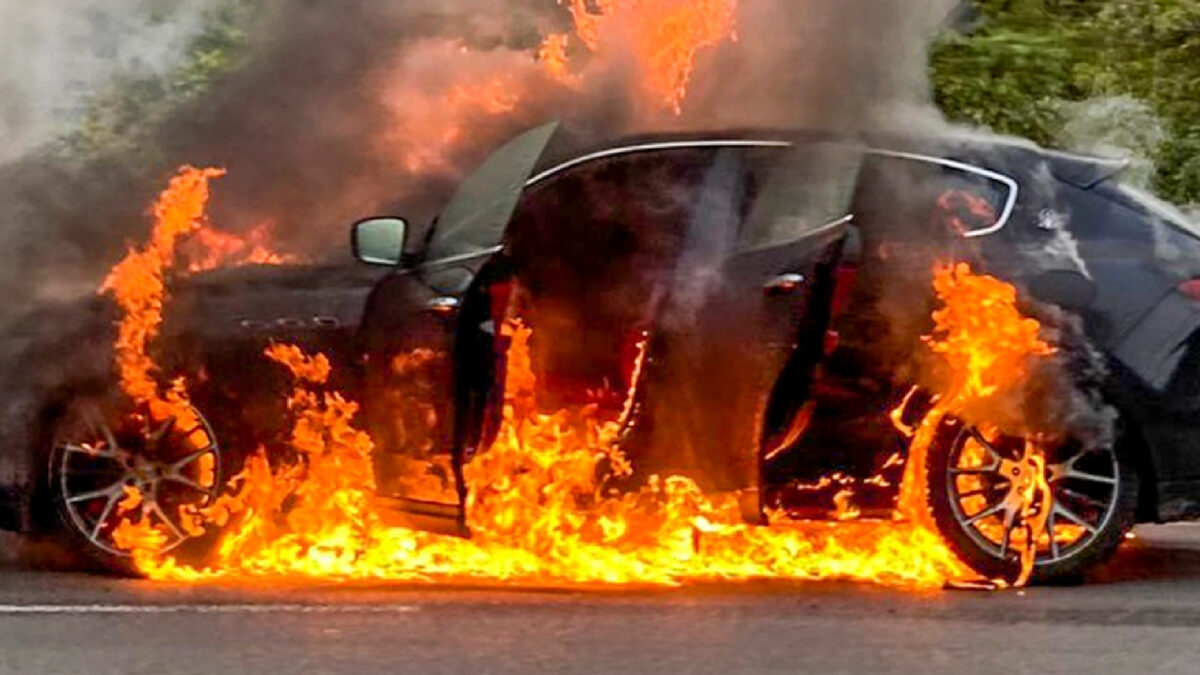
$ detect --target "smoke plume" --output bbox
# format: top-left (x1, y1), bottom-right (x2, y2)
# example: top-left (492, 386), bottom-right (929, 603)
top-left (0, 0), bottom-right (959, 317)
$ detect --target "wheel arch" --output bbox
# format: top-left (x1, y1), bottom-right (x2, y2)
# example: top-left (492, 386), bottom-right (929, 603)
top-left (0, 377), bottom-right (114, 534)
top-left (1113, 411), bottom-right (1161, 523)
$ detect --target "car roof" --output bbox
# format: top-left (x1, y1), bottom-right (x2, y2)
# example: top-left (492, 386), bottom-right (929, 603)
top-left (533, 126), bottom-right (1131, 189)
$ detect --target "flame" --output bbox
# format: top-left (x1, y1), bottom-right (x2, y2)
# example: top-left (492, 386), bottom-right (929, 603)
top-left (544, 0), bottom-right (739, 114)
top-left (385, 1), bottom-right (738, 183)
top-left (538, 33), bottom-right (574, 85)
top-left (182, 220), bottom-right (298, 273)
top-left (116, 318), bottom-right (970, 589)
top-left (937, 189), bottom-right (999, 237)
top-left (896, 263), bottom-right (1057, 586)
top-left (386, 66), bottom-right (528, 175)
top-left (100, 166), bottom-right (225, 423)
top-left (103, 173), bottom-right (1076, 590)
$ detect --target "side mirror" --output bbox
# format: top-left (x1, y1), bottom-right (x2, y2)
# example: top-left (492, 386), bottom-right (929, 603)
top-left (351, 217), bottom-right (408, 266)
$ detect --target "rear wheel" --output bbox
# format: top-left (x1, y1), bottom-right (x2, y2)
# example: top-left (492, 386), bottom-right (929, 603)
top-left (47, 396), bottom-right (223, 573)
top-left (925, 417), bottom-right (1138, 584)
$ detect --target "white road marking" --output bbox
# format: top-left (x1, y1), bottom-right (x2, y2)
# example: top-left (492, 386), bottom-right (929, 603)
top-left (0, 604), bottom-right (420, 615)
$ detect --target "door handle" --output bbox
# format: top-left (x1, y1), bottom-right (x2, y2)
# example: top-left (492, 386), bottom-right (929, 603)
top-left (763, 273), bottom-right (806, 295)
top-left (426, 297), bottom-right (461, 315)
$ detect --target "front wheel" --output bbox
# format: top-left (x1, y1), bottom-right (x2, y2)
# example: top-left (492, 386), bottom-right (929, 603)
top-left (925, 417), bottom-right (1138, 584)
top-left (47, 395), bottom-right (225, 574)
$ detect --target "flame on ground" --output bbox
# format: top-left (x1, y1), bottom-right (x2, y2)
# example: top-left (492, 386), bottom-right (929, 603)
top-left (115, 317), bottom-right (969, 589)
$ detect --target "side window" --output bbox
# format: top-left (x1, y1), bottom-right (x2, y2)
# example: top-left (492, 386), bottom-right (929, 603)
top-left (507, 148), bottom-right (721, 299)
top-left (738, 143), bottom-right (862, 251)
top-left (853, 153), bottom-right (1014, 240)
top-left (505, 148), bottom-right (723, 403)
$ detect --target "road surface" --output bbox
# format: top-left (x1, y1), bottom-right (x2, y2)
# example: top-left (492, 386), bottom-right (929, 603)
top-left (2, 525), bottom-right (1200, 674)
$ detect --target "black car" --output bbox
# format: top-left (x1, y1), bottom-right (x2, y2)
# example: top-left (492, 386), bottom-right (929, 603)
top-left (4, 122), bottom-right (1199, 582)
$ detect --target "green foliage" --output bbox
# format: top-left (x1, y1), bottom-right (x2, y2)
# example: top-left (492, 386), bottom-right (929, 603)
top-left (55, 0), bottom-right (256, 165)
top-left (932, 0), bottom-right (1200, 205)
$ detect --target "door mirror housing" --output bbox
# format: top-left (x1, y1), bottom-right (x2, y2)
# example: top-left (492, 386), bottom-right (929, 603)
top-left (352, 217), bottom-right (408, 266)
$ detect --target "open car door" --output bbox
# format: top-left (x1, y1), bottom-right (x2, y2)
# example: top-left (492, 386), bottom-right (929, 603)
top-left (619, 141), bottom-right (864, 522)
top-left (360, 122), bottom-right (559, 536)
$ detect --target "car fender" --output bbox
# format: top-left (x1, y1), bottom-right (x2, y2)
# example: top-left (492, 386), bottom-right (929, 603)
top-left (1111, 290), bottom-right (1200, 391)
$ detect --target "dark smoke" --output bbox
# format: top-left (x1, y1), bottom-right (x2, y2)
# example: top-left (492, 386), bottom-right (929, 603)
top-left (0, 0), bottom-right (957, 319)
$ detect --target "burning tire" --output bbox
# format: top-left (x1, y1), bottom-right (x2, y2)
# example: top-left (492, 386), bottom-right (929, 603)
top-left (47, 395), bottom-right (223, 573)
top-left (925, 417), bottom-right (1138, 584)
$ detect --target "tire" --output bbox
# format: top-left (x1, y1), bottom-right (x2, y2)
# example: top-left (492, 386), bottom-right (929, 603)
top-left (46, 393), bottom-right (226, 575)
top-left (924, 416), bottom-right (1138, 584)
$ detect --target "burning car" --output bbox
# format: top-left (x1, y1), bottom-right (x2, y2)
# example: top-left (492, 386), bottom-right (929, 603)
top-left (3, 122), bottom-right (1199, 584)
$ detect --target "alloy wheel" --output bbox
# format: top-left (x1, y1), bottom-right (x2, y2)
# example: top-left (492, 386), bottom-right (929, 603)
top-left (54, 401), bottom-right (221, 558)
top-left (944, 425), bottom-right (1120, 567)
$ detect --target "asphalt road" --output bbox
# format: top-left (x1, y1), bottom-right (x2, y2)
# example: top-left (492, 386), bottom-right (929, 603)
top-left (3, 525), bottom-right (1200, 674)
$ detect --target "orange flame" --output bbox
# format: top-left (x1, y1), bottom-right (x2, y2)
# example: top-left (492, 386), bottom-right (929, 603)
top-left (538, 33), bottom-right (574, 85)
top-left (100, 166), bottom-right (225, 422)
top-left (544, 0), bottom-right (739, 114)
top-left (117, 319), bottom-right (969, 589)
top-left (183, 221), bottom-right (298, 274)
top-left (896, 263), bottom-right (1057, 586)
top-left (386, 64), bottom-right (528, 175)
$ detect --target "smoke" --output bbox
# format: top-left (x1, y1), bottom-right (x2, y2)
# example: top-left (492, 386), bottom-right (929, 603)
top-left (0, 0), bottom-right (966, 319)
top-left (1056, 96), bottom-right (1167, 190)
top-left (0, 0), bottom-right (217, 164)
top-left (681, 0), bottom-right (956, 133)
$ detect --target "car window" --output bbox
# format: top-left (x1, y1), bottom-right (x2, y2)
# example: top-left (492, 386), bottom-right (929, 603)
top-left (425, 122), bottom-right (559, 263)
top-left (508, 146), bottom-right (721, 296)
top-left (505, 146), bottom-right (724, 402)
top-left (854, 153), bottom-right (1014, 239)
top-left (509, 141), bottom-right (863, 276)
top-left (738, 141), bottom-right (863, 251)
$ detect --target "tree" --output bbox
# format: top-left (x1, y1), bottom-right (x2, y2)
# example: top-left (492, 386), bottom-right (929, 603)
top-left (931, 0), bottom-right (1200, 205)
top-left (55, 0), bottom-right (259, 166)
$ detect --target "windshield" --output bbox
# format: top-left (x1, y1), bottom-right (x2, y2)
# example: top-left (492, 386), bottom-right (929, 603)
top-left (1118, 183), bottom-right (1200, 239)
top-left (425, 122), bottom-right (559, 263)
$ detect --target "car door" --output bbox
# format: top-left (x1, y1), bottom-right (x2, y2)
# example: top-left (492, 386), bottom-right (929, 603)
top-left (771, 150), bottom-right (1020, 492)
top-left (618, 142), bottom-right (862, 522)
top-left (358, 122), bottom-right (558, 535)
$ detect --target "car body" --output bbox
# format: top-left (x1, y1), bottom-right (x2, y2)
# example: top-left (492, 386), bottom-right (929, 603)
top-left (3, 122), bottom-right (1200, 580)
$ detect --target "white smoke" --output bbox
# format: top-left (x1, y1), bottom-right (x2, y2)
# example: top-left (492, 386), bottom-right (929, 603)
top-left (0, 0), bottom-right (216, 164)
top-left (1056, 95), bottom-right (1167, 190)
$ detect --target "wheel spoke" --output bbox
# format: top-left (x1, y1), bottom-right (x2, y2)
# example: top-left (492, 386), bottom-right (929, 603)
top-left (170, 447), bottom-right (215, 472)
top-left (965, 501), bottom-right (1006, 527)
top-left (162, 474), bottom-right (208, 493)
top-left (89, 491), bottom-right (123, 541)
top-left (1064, 468), bottom-right (1116, 486)
top-left (148, 416), bottom-right (177, 447)
top-left (147, 500), bottom-right (186, 543)
top-left (1047, 510), bottom-right (1060, 559)
top-left (967, 427), bottom-right (1003, 465)
top-left (1053, 502), bottom-right (1097, 535)
top-left (66, 482), bottom-right (125, 504)
top-left (1058, 486), bottom-right (1107, 510)
top-left (63, 443), bottom-right (121, 460)
top-left (950, 466), bottom-right (999, 476)
top-left (84, 408), bottom-right (120, 455)
top-left (999, 518), bottom-right (1013, 559)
